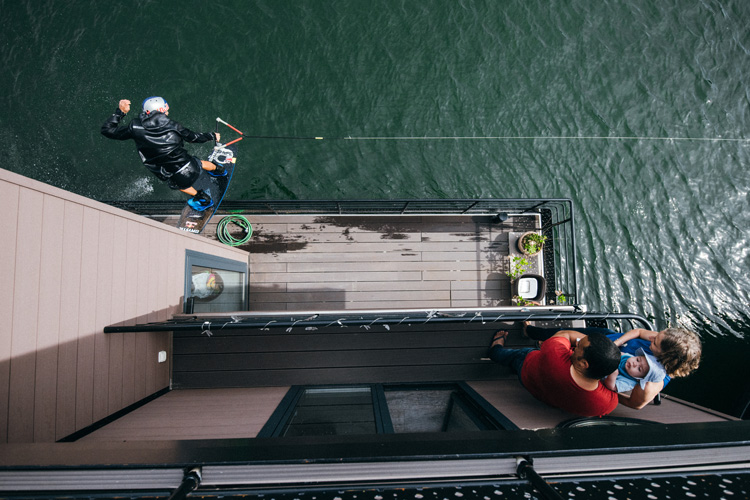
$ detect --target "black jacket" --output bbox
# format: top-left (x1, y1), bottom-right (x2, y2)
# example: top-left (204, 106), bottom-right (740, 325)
top-left (101, 109), bottom-right (216, 174)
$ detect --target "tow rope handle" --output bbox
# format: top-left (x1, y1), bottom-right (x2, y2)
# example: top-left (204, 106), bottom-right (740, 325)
top-left (216, 117), bottom-right (244, 148)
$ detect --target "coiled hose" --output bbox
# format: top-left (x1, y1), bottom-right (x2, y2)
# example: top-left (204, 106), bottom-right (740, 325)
top-left (216, 215), bottom-right (252, 246)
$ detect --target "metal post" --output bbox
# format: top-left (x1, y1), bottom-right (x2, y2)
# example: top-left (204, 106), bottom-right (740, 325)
top-left (167, 467), bottom-right (201, 500)
top-left (516, 458), bottom-right (564, 500)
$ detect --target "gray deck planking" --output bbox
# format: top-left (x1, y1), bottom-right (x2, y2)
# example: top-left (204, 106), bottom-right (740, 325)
top-left (79, 387), bottom-right (289, 441)
top-left (468, 381), bottom-right (735, 429)
top-left (178, 214), bottom-right (528, 312)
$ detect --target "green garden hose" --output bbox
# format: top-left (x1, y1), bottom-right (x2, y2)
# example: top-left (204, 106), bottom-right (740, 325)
top-left (216, 215), bottom-right (253, 246)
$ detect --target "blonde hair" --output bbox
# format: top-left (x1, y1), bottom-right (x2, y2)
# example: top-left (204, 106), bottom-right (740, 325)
top-left (657, 327), bottom-right (702, 378)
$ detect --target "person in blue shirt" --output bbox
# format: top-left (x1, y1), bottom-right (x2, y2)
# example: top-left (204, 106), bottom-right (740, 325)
top-left (524, 324), bottom-right (701, 410)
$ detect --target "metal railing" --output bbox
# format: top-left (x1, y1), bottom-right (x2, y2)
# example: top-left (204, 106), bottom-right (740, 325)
top-left (105, 310), bottom-right (653, 334)
top-left (106, 197), bottom-right (569, 216)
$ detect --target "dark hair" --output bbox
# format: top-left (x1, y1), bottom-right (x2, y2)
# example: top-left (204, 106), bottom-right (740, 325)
top-left (583, 332), bottom-right (621, 379)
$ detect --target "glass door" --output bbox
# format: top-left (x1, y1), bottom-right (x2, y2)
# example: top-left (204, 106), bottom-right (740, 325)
top-left (184, 250), bottom-right (248, 313)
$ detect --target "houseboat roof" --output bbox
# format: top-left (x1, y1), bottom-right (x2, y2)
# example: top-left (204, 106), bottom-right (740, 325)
top-left (1, 168), bottom-right (748, 498)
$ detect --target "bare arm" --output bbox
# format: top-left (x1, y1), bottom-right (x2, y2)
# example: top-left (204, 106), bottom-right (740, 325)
top-left (618, 380), bottom-right (664, 409)
top-left (603, 370), bottom-right (618, 392)
top-left (613, 328), bottom-right (657, 347)
top-left (552, 330), bottom-right (587, 344)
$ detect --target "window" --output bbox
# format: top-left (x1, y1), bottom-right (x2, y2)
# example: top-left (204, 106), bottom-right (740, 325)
top-left (258, 383), bottom-right (517, 438)
top-left (280, 387), bottom-right (377, 437)
top-left (184, 250), bottom-right (248, 313)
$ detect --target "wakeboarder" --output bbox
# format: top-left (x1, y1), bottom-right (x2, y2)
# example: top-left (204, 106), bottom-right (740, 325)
top-left (101, 97), bottom-right (225, 211)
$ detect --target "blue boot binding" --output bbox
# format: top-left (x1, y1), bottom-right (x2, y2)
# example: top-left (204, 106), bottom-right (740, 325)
top-left (187, 190), bottom-right (214, 211)
top-left (207, 162), bottom-right (228, 177)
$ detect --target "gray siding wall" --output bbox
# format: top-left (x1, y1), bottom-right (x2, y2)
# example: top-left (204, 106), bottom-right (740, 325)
top-left (0, 169), bottom-right (248, 443)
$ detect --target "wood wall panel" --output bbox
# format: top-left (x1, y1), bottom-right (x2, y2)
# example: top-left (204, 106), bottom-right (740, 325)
top-left (34, 195), bottom-right (65, 442)
top-left (75, 207), bottom-right (99, 431)
top-left (107, 215), bottom-right (128, 415)
top-left (55, 201), bottom-right (83, 440)
top-left (0, 180), bottom-right (20, 443)
top-left (0, 168), bottom-right (249, 443)
top-left (133, 224), bottom-right (151, 401)
top-left (8, 188), bottom-right (43, 442)
top-left (93, 212), bottom-right (114, 422)
top-left (121, 219), bottom-right (140, 408)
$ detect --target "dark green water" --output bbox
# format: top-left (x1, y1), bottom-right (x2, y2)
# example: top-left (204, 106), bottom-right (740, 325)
top-left (2, 0), bottom-right (749, 415)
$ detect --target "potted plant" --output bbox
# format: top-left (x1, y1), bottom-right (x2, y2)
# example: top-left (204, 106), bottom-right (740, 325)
top-left (507, 256), bottom-right (545, 306)
top-left (512, 295), bottom-right (537, 307)
top-left (506, 256), bottom-right (532, 282)
top-left (517, 232), bottom-right (547, 256)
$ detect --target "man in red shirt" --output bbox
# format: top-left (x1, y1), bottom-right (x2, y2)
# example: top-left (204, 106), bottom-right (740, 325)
top-left (489, 330), bottom-right (620, 417)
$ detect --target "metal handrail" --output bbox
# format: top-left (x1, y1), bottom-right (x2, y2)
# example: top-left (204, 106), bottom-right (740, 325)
top-left (104, 197), bottom-right (571, 216)
top-left (105, 310), bottom-right (653, 333)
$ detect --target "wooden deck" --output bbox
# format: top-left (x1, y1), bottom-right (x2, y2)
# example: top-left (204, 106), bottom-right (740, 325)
top-left (78, 381), bottom-right (737, 441)
top-left (74, 210), bottom-right (739, 441)
top-left (160, 213), bottom-right (544, 311)
top-left (78, 387), bottom-right (289, 441)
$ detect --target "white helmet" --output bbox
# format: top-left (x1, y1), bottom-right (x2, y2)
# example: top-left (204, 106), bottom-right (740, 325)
top-left (142, 96), bottom-right (169, 115)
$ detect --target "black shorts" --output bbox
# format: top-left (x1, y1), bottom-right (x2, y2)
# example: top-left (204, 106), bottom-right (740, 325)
top-left (164, 156), bottom-right (202, 190)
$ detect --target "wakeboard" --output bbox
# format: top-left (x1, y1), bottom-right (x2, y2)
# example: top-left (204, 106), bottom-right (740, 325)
top-left (177, 144), bottom-right (237, 234)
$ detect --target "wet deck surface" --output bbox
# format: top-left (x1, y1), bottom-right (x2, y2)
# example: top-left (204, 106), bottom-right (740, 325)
top-left (161, 213), bottom-right (542, 311)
